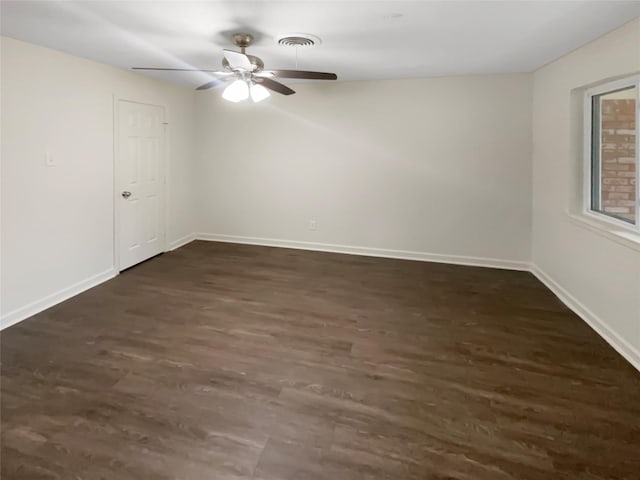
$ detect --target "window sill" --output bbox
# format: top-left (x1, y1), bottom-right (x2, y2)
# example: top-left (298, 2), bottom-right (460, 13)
top-left (565, 212), bottom-right (640, 252)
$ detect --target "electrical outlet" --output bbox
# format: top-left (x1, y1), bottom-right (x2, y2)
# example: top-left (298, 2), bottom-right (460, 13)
top-left (309, 220), bottom-right (317, 231)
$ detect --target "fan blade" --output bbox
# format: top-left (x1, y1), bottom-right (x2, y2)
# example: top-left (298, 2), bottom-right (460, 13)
top-left (196, 78), bottom-right (227, 90)
top-left (255, 77), bottom-right (295, 95)
top-left (261, 70), bottom-right (337, 80)
top-left (223, 49), bottom-right (253, 70)
top-left (132, 67), bottom-right (218, 72)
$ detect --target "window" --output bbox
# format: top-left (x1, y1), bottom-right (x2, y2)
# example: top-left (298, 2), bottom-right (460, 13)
top-left (585, 76), bottom-right (639, 229)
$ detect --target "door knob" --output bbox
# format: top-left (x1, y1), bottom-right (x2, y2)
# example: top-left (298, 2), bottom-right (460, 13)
top-left (121, 191), bottom-right (132, 199)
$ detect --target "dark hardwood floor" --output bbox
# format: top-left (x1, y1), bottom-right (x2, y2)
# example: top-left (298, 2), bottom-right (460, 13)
top-left (1, 241), bottom-right (639, 479)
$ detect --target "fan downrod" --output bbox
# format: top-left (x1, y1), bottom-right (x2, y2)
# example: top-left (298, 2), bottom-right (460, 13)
top-left (232, 33), bottom-right (254, 53)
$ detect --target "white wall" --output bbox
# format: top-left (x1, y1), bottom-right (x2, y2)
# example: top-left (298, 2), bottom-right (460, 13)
top-left (531, 18), bottom-right (640, 369)
top-left (195, 74), bottom-right (533, 267)
top-left (1, 36), bottom-right (197, 326)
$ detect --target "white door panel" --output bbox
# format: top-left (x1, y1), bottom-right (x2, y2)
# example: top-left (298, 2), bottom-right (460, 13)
top-left (118, 101), bottom-right (165, 270)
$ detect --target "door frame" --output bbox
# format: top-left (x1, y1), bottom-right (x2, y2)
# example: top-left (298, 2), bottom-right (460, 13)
top-left (113, 96), bottom-right (169, 272)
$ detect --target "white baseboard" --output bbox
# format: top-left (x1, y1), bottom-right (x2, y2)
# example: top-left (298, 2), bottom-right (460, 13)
top-left (168, 233), bottom-right (197, 251)
top-left (4, 234), bottom-right (637, 374)
top-left (0, 268), bottom-right (117, 331)
top-left (530, 265), bottom-right (640, 372)
top-left (194, 234), bottom-right (638, 372)
top-left (194, 233), bottom-right (530, 271)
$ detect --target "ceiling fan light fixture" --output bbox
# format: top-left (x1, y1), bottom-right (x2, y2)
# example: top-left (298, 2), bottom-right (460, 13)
top-left (250, 83), bottom-right (270, 103)
top-left (222, 79), bottom-right (249, 102)
top-left (137, 32), bottom-right (335, 97)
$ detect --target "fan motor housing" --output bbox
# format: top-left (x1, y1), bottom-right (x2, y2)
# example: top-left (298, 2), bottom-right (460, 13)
top-left (222, 54), bottom-right (264, 72)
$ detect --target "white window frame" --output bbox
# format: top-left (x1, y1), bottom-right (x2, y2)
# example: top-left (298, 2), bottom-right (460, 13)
top-left (583, 75), bottom-right (640, 233)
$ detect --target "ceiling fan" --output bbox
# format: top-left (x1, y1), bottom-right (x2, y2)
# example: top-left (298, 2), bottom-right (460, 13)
top-left (132, 33), bottom-right (338, 102)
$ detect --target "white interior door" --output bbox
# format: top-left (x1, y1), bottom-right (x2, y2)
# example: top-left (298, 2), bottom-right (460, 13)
top-left (117, 100), bottom-right (165, 271)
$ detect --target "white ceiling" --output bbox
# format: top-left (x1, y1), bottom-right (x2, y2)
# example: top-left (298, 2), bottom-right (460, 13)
top-left (1, 1), bottom-right (639, 89)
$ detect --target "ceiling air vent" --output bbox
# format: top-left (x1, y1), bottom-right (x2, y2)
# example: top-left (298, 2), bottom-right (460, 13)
top-left (276, 33), bottom-right (321, 47)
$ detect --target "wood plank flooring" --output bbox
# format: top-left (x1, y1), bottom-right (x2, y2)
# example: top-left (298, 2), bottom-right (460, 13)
top-left (2, 241), bottom-right (639, 479)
